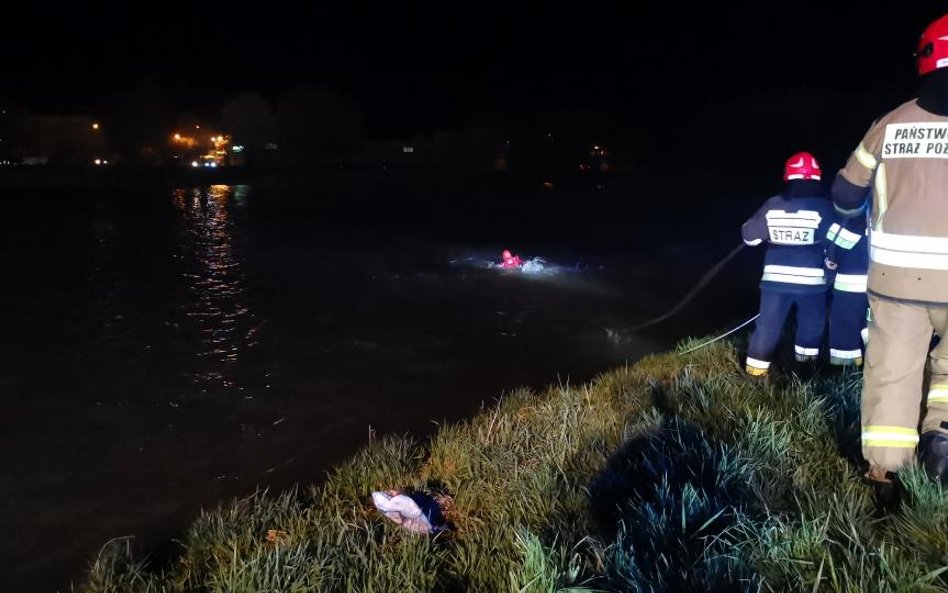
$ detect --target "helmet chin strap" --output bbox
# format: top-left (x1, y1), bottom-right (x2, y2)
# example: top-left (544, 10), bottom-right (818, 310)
top-left (918, 68), bottom-right (948, 116)
top-left (783, 179), bottom-right (827, 199)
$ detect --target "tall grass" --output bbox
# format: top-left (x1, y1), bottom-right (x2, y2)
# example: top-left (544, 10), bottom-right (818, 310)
top-left (76, 340), bottom-right (948, 592)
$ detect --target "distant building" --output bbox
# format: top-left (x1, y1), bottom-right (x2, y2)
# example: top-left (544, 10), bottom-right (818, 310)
top-left (6, 114), bottom-right (109, 165)
top-left (346, 139), bottom-right (428, 169)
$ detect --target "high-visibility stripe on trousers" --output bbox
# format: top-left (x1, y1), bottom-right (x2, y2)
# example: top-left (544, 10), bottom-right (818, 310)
top-left (829, 289), bottom-right (868, 365)
top-left (861, 425), bottom-right (919, 448)
top-left (929, 384), bottom-right (948, 404)
top-left (746, 290), bottom-right (827, 371)
top-left (862, 295), bottom-right (948, 474)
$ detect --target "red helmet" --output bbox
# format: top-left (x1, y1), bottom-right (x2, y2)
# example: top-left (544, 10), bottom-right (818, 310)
top-left (917, 14), bottom-right (948, 76)
top-left (783, 151), bottom-right (821, 182)
top-left (502, 249), bottom-right (512, 260)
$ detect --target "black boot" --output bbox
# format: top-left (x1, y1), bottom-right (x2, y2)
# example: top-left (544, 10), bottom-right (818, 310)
top-left (873, 479), bottom-right (903, 513)
top-left (863, 471), bottom-right (902, 514)
top-left (793, 353), bottom-right (829, 382)
top-left (918, 431), bottom-right (948, 485)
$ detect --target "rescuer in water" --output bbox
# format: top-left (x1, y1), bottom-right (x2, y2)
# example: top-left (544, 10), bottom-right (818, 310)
top-left (500, 249), bottom-right (523, 269)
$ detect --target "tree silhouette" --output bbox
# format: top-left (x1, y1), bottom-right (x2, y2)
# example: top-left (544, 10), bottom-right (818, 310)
top-left (275, 87), bottom-right (363, 160)
top-left (221, 93), bottom-right (274, 166)
top-left (111, 82), bottom-right (171, 164)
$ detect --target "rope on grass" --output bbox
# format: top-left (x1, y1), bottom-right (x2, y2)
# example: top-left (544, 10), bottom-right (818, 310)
top-left (678, 313), bottom-right (760, 355)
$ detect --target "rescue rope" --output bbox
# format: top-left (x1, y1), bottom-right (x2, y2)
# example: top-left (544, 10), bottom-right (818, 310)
top-left (626, 242), bottom-right (746, 331)
top-left (677, 313), bottom-right (760, 354)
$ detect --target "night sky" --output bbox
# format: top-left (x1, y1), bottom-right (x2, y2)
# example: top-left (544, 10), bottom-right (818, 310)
top-left (2, 4), bottom-right (943, 139)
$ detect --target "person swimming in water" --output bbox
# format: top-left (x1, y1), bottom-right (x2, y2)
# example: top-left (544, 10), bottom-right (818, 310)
top-left (500, 249), bottom-right (523, 269)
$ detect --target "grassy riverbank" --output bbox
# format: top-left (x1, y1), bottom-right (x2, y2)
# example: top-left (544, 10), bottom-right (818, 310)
top-left (79, 338), bottom-right (948, 592)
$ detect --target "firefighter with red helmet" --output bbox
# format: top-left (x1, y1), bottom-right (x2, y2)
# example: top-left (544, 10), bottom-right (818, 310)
top-left (741, 152), bottom-right (834, 377)
top-left (831, 14), bottom-right (948, 505)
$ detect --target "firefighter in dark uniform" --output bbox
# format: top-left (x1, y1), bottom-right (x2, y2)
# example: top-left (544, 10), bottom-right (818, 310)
top-left (825, 208), bottom-right (870, 366)
top-left (742, 152), bottom-right (834, 377)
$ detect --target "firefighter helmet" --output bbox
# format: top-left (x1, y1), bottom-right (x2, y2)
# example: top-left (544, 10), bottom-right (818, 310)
top-left (783, 151), bottom-right (822, 182)
top-left (917, 14), bottom-right (948, 76)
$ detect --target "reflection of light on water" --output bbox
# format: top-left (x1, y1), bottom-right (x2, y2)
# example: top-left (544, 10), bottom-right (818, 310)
top-left (232, 185), bottom-right (250, 207)
top-left (172, 185), bottom-right (258, 394)
top-left (89, 198), bottom-right (122, 339)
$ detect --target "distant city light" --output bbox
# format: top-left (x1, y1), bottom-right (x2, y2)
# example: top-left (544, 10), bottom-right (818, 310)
top-left (92, 123), bottom-right (100, 130)
top-left (195, 125), bottom-right (200, 129)
top-left (210, 162), bottom-right (217, 168)
top-left (172, 133), bottom-right (198, 149)
top-left (94, 159), bottom-right (101, 165)
top-left (232, 145), bottom-right (244, 153)
top-left (191, 161), bottom-right (199, 167)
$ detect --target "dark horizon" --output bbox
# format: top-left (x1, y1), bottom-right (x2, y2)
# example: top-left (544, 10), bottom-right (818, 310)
top-left (3, 4), bottom-right (942, 137)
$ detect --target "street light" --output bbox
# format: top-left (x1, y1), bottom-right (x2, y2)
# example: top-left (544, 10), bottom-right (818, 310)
top-left (92, 122), bottom-right (100, 130)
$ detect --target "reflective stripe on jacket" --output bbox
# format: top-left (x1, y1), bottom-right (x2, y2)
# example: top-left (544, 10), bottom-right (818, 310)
top-left (837, 99), bottom-right (948, 304)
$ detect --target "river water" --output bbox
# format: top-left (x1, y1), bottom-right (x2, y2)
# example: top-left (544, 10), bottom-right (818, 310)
top-left (0, 181), bottom-right (759, 591)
